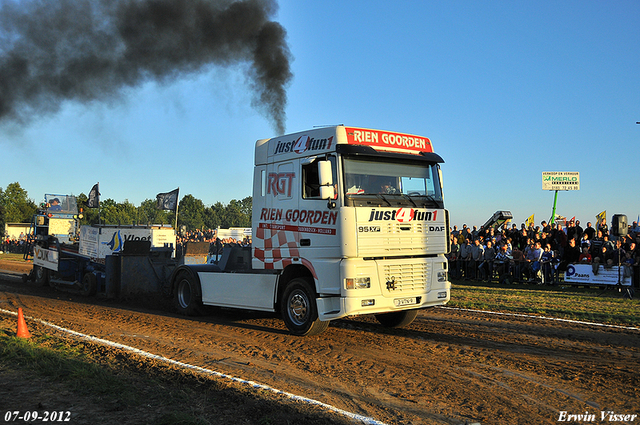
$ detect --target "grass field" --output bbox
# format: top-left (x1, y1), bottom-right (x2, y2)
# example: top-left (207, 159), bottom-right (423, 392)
top-left (0, 253), bottom-right (29, 262)
top-left (448, 279), bottom-right (639, 327)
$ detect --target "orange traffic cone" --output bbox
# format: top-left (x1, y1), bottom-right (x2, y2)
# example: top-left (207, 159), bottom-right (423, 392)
top-left (17, 308), bottom-right (31, 339)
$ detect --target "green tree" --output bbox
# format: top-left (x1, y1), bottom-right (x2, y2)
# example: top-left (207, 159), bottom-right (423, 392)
top-left (76, 192), bottom-right (100, 225)
top-left (239, 196), bottom-right (252, 220)
top-left (0, 182), bottom-right (37, 224)
top-left (116, 200), bottom-right (137, 225)
top-left (138, 199), bottom-right (173, 225)
top-left (223, 199), bottom-right (251, 228)
top-left (204, 202), bottom-right (224, 229)
top-left (99, 198), bottom-right (118, 225)
top-left (177, 194), bottom-right (205, 231)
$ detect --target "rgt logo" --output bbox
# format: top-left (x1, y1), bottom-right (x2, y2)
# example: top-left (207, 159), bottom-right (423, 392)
top-left (368, 208), bottom-right (438, 222)
top-left (267, 172), bottom-right (295, 197)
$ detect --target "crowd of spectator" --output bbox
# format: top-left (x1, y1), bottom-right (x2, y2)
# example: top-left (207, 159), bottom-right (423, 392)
top-left (1, 232), bottom-right (28, 254)
top-left (175, 228), bottom-right (251, 259)
top-left (448, 218), bottom-right (640, 287)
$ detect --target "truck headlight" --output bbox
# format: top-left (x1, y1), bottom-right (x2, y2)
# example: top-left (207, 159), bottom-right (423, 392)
top-left (437, 271), bottom-right (448, 282)
top-left (345, 277), bottom-right (371, 289)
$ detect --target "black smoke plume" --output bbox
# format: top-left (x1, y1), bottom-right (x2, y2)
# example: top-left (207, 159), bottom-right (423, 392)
top-left (0, 0), bottom-right (292, 134)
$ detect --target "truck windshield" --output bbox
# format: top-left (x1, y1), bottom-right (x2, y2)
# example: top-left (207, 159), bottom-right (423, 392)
top-left (343, 157), bottom-right (443, 208)
top-left (44, 194), bottom-right (78, 215)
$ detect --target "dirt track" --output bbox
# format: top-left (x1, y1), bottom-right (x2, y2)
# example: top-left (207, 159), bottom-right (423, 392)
top-left (1, 260), bottom-right (639, 425)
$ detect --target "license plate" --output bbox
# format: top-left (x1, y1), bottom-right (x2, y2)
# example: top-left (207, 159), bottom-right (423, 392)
top-left (394, 297), bottom-right (416, 306)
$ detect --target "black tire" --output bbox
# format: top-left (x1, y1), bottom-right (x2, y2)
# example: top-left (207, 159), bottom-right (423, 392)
top-left (81, 272), bottom-right (97, 296)
top-left (375, 309), bottom-right (419, 328)
top-left (174, 272), bottom-right (203, 316)
top-left (281, 278), bottom-right (329, 336)
top-left (34, 266), bottom-right (49, 286)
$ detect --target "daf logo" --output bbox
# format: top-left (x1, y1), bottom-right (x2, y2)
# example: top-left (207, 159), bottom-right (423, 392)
top-left (386, 277), bottom-right (396, 291)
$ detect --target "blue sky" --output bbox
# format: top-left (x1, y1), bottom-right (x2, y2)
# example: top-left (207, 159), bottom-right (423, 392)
top-left (2, 0), bottom-right (639, 228)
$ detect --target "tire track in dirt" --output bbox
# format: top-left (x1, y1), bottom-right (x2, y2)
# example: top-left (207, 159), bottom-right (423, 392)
top-left (1, 273), bottom-right (639, 425)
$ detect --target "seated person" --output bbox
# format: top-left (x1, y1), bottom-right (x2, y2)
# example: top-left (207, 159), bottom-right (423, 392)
top-left (48, 198), bottom-right (63, 211)
top-left (578, 247), bottom-right (592, 263)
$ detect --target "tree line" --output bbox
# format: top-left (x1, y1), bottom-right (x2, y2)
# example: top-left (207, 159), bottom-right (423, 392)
top-left (0, 182), bottom-right (252, 234)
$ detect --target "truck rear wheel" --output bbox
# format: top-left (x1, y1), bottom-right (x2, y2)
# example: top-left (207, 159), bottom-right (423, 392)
top-left (81, 272), bottom-right (97, 296)
top-left (375, 309), bottom-right (419, 328)
top-left (174, 272), bottom-right (203, 316)
top-left (34, 266), bottom-right (49, 286)
top-left (281, 278), bottom-right (329, 336)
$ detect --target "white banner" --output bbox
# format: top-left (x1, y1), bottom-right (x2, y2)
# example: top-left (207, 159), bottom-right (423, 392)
top-left (564, 263), bottom-right (632, 286)
top-left (542, 171), bottom-right (580, 191)
top-left (33, 246), bottom-right (59, 271)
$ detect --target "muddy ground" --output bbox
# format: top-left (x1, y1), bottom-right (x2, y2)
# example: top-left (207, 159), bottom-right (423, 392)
top-left (0, 259), bottom-right (639, 424)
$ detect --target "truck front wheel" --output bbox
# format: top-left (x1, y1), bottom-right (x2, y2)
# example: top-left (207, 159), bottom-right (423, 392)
top-left (281, 278), bottom-right (328, 336)
top-left (375, 309), bottom-right (419, 328)
top-left (174, 272), bottom-right (203, 316)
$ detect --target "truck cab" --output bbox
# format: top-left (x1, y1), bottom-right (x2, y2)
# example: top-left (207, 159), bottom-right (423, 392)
top-left (173, 126), bottom-right (451, 336)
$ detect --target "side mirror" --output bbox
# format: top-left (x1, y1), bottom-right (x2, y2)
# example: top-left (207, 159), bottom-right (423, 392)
top-left (318, 160), bottom-right (334, 201)
top-left (319, 185), bottom-right (335, 200)
top-left (318, 160), bottom-right (333, 186)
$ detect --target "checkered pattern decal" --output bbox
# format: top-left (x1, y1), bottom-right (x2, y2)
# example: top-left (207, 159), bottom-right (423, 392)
top-left (253, 224), bottom-right (317, 278)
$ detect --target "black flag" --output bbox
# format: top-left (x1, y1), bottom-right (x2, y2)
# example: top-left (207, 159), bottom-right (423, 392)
top-left (156, 188), bottom-right (179, 211)
top-left (86, 183), bottom-right (100, 208)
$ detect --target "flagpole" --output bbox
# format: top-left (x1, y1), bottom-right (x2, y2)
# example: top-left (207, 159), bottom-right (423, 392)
top-left (174, 198), bottom-right (179, 230)
top-left (549, 190), bottom-right (558, 225)
top-left (97, 182), bottom-right (101, 225)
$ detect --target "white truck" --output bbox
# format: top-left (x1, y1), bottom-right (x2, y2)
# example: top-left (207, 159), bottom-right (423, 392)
top-left (171, 125), bottom-right (451, 336)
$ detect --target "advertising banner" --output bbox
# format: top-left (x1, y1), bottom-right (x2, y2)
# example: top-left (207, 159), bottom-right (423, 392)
top-left (542, 172), bottom-right (580, 191)
top-left (79, 226), bottom-right (176, 259)
top-left (564, 263), bottom-right (632, 286)
top-left (33, 246), bottom-right (59, 271)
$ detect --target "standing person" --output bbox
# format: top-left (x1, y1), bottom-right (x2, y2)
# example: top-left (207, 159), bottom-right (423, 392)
top-left (584, 222), bottom-right (596, 240)
top-left (470, 239), bottom-right (484, 280)
top-left (598, 218), bottom-right (609, 237)
top-left (525, 242), bottom-right (543, 282)
top-left (495, 243), bottom-right (513, 285)
top-left (610, 240), bottom-right (626, 267)
top-left (481, 240), bottom-right (496, 282)
top-left (566, 220), bottom-right (578, 243)
top-left (540, 244), bottom-right (555, 285)
top-left (560, 238), bottom-right (581, 278)
top-left (459, 238), bottom-right (472, 279)
top-left (554, 223), bottom-right (567, 257)
top-left (511, 245), bottom-right (524, 283)
top-left (449, 234), bottom-right (460, 279)
top-left (590, 230), bottom-right (605, 259)
top-left (575, 220), bottom-right (584, 241)
top-left (517, 228), bottom-right (528, 250)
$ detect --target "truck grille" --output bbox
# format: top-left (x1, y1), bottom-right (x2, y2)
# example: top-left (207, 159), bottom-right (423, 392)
top-left (382, 262), bottom-right (429, 293)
